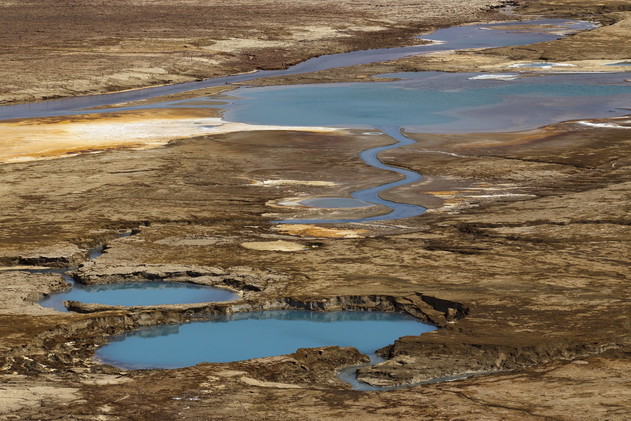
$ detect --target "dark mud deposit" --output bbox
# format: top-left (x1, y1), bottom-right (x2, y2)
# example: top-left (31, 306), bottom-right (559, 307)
top-left (0, 1), bottom-right (630, 421)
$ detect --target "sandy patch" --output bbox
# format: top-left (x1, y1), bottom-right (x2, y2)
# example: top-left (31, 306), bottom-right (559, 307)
top-left (155, 236), bottom-right (235, 246)
top-left (79, 375), bottom-right (133, 386)
top-left (0, 271), bottom-right (70, 315)
top-left (239, 376), bottom-right (302, 389)
top-left (251, 179), bottom-right (337, 187)
top-left (240, 240), bottom-right (306, 252)
top-left (274, 224), bottom-right (368, 238)
top-left (206, 24), bottom-right (388, 53)
top-left (0, 378), bottom-right (81, 415)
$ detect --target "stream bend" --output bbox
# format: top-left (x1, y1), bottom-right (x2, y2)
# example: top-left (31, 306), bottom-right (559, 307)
top-left (275, 126), bottom-right (426, 224)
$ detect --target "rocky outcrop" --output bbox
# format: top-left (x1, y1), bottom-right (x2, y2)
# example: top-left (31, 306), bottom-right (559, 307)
top-left (356, 333), bottom-right (628, 388)
top-left (0, 243), bottom-right (86, 268)
top-left (230, 346), bottom-right (370, 388)
top-left (64, 292), bottom-right (466, 326)
top-left (73, 263), bottom-right (290, 294)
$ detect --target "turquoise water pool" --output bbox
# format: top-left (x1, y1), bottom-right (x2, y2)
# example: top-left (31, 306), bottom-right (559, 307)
top-left (40, 280), bottom-right (239, 312)
top-left (96, 310), bottom-right (434, 369)
top-left (224, 72), bottom-right (631, 133)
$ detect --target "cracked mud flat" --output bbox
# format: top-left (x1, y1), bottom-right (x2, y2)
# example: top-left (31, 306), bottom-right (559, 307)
top-left (1, 0), bottom-right (630, 420)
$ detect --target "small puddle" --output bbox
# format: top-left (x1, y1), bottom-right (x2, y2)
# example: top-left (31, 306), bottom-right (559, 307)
top-left (95, 310), bottom-right (435, 370)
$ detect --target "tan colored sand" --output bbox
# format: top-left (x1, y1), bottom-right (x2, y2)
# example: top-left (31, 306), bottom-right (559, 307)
top-left (274, 224), bottom-right (368, 238)
top-left (240, 240), bottom-right (306, 252)
top-left (0, 376), bottom-right (81, 415)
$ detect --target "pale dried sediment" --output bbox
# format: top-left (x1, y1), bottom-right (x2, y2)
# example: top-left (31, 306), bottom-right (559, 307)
top-left (274, 224), bottom-right (369, 239)
top-left (240, 241), bottom-right (307, 252)
top-left (0, 109), bottom-right (338, 163)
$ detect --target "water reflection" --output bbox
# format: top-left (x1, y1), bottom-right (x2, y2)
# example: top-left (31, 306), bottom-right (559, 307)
top-left (0, 19), bottom-right (597, 120)
top-left (96, 310), bottom-right (434, 369)
top-left (40, 281), bottom-right (238, 312)
top-left (224, 72), bottom-right (631, 133)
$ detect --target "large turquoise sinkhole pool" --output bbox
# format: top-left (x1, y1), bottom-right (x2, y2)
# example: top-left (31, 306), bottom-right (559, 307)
top-left (95, 310), bottom-right (434, 369)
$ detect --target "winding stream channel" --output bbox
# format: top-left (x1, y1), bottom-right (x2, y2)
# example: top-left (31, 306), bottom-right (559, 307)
top-left (0, 18), bottom-right (595, 121)
top-left (10, 16), bottom-right (631, 389)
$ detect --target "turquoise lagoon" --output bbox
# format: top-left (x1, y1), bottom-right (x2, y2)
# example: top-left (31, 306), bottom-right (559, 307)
top-left (96, 310), bottom-right (433, 369)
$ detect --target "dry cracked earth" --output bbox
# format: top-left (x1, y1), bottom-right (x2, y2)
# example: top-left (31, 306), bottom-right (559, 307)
top-left (0, 0), bottom-right (630, 420)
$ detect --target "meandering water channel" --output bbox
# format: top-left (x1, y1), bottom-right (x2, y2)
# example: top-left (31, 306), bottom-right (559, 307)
top-left (11, 16), bottom-right (630, 388)
top-left (0, 19), bottom-right (596, 121)
top-left (223, 71), bottom-right (631, 223)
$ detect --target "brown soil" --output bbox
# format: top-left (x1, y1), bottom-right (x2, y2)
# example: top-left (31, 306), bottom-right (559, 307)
top-left (0, 0), bottom-right (505, 105)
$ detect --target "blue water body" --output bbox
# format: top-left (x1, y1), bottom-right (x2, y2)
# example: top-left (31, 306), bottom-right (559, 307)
top-left (96, 310), bottom-right (433, 369)
top-left (274, 126), bottom-right (426, 224)
top-left (40, 281), bottom-right (238, 312)
top-left (225, 73), bottom-right (631, 224)
top-left (606, 61), bottom-right (631, 66)
top-left (223, 72), bottom-right (631, 133)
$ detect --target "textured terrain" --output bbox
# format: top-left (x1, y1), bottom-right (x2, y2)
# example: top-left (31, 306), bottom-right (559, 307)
top-left (0, 0), bottom-right (630, 420)
top-left (0, 0), bottom-right (504, 104)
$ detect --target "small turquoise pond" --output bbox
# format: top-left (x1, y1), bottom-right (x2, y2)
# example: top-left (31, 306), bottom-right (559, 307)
top-left (96, 310), bottom-right (434, 369)
top-left (40, 281), bottom-right (239, 312)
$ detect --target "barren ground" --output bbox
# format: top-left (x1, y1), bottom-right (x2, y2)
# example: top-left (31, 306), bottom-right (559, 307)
top-left (0, 0), bottom-right (630, 420)
top-left (0, 0), bottom-right (505, 105)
